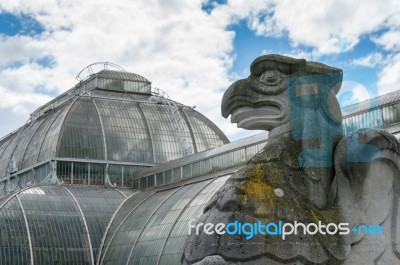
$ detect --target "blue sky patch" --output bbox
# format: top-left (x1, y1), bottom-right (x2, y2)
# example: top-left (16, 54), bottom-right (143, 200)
top-left (229, 20), bottom-right (293, 77)
top-left (35, 56), bottom-right (55, 68)
top-left (201, 0), bottom-right (227, 13)
top-left (0, 12), bottom-right (44, 36)
top-left (229, 18), bottom-right (388, 107)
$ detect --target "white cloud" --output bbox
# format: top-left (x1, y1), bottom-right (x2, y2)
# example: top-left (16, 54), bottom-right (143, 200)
top-left (377, 53), bottom-right (400, 95)
top-left (372, 13), bottom-right (400, 51)
top-left (373, 30), bottom-right (400, 51)
top-left (273, 1), bottom-right (399, 53)
top-left (0, 0), bottom-right (256, 140)
top-left (0, 81), bottom-right (51, 137)
top-left (351, 53), bottom-right (384, 68)
top-left (0, 85), bottom-right (50, 113)
top-left (281, 50), bottom-right (325, 61)
top-left (1, 0), bottom-right (400, 141)
top-left (338, 81), bottom-right (375, 117)
top-left (213, 0), bottom-right (400, 54)
top-left (338, 80), bottom-right (372, 107)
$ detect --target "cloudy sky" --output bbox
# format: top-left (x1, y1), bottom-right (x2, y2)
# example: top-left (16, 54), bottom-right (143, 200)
top-left (0, 0), bottom-right (399, 141)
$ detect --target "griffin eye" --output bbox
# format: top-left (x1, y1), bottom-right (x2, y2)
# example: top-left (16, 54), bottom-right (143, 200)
top-left (260, 70), bottom-right (281, 85)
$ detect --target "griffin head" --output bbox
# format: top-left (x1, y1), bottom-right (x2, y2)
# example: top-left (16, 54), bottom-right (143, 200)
top-left (221, 54), bottom-right (343, 138)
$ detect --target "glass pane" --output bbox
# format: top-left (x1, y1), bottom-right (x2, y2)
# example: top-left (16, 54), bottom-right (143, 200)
top-left (0, 133), bottom-right (18, 180)
top-left (109, 164), bottom-right (123, 187)
top-left (100, 189), bottom-right (175, 264)
top-left (164, 170), bottom-right (172, 184)
top-left (182, 164), bottom-right (192, 179)
top-left (90, 163), bottom-right (105, 186)
top-left (159, 176), bottom-right (230, 264)
top-left (192, 159), bottom-right (211, 177)
top-left (35, 163), bottom-right (52, 183)
top-left (38, 105), bottom-right (71, 163)
top-left (18, 186), bottom-right (91, 264)
top-left (11, 119), bottom-right (45, 173)
top-left (156, 172), bottom-right (164, 186)
top-left (129, 183), bottom-right (206, 265)
top-left (172, 168), bottom-right (181, 182)
top-left (147, 175), bottom-right (155, 188)
top-left (183, 107), bottom-right (229, 152)
top-left (94, 97), bottom-right (153, 163)
top-left (57, 97), bottom-right (105, 160)
top-left (0, 197), bottom-right (31, 264)
top-left (19, 170), bottom-right (33, 189)
top-left (124, 166), bottom-right (146, 187)
top-left (57, 161), bottom-right (72, 184)
top-left (141, 103), bottom-right (191, 163)
top-left (72, 162), bottom-right (89, 185)
top-left (132, 179), bottom-right (140, 190)
top-left (100, 175), bottom-right (230, 265)
top-left (65, 186), bottom-right (126, 264)
top-left (97, 77), bottom-right (124, 91)
top-left (21, 106), bottom-right (68, 169)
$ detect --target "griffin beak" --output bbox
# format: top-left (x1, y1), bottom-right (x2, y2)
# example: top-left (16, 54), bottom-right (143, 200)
top-left (221, 79), bottom-right (248, 118)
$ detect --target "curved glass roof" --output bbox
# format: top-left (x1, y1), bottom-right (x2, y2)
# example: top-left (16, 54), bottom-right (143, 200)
top-left (0, 72), bottom-right (229, 183)
top-left (97, 133), bottom-right (270, 264)
top-left (342, 89), bottom-right (400, 116)
top-left (99, 174), bottom-right (231, 265)
top-left (0, 185), bottom-right (133, 265)
top-left (96, 70), bottom-right (150, 83)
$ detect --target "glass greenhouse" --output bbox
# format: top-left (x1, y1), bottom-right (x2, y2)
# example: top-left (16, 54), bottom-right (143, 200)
top-left (0, 64), bottom-right (399, 265)
top-left (0, 185), bottom-right (134, 264)
top-left (0, 131), bottom-right (264, 265)
top-left (342, 89), bottom-right (400, 139)
top-left (0, 69), bottom-right (229, 197)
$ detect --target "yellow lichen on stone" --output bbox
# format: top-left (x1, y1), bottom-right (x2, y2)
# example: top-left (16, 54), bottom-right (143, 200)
top-left (238, 165), bottom-right (277, 215)
top-left (310, 207), bottom-right (341, 226)
top-left (310, 209), bottom-right (320, 223)
top-left (264, 163), bottom-right (283, 183)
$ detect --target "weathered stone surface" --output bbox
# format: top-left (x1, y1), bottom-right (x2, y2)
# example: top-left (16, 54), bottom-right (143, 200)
top-left (183, 133), bottom-right (350, 264)
top-left (182, 54), bottom-right (400, 265)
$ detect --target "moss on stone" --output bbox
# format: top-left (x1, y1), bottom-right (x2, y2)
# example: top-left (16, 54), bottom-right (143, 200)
top-left (238, 165), bottom-right (278, 215)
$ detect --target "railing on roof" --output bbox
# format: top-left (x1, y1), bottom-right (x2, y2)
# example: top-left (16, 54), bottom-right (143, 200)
top-left (76, 62), bottom-right (125, 82)
top-left (30, 64), bottom-right (152, 121)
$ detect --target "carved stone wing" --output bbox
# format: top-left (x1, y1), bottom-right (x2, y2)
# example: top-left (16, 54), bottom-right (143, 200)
top-left (334, 129), bottom-right (400, 264)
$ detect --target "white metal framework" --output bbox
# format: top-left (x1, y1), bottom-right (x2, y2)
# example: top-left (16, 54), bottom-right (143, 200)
top-left (152, 87), bottom-right (192, 156)
top-left (76, 62), bottom-right (125, 82)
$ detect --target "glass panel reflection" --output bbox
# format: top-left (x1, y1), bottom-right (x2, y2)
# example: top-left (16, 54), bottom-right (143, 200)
top-left (18, 186), bottom-right (92, 264)
top-left (57, 98), bottom-right (105, 160)
top-left (0, 197), bottom-right (31, 265)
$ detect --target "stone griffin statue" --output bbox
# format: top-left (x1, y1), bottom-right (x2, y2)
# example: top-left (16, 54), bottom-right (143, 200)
top-left (182, 55), bottom-right (400, 265)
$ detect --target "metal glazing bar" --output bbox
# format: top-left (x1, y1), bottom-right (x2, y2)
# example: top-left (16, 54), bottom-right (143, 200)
top-left (95, 190), bottom-right (138, 265)
top-left (156, 179), bottom-right (216, 264)
top-left (15, 194), bottom-right (34, 265)
top-left (98, 191), bottom-right (157, 265)
top-left (63, 187), bottom-right (95, 265)
top-left (125, 186), bottom-right (184, 265)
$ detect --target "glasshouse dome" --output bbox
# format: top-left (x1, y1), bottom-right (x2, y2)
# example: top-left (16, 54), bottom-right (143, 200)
top-left (0, 67), bottom-right (229, 195)
top-left (0, 185), bottom-right (135, 265)
top-left (1, 59), bottom-right (400, 265)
